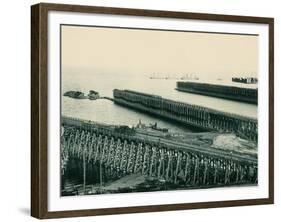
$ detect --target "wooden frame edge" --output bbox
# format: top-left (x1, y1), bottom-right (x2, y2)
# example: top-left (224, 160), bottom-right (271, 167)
top-left (41, 198), bottom-right (272, 219)
top-left (268, 19), bottom-right (274, 204)
top-left (31, 3), bottom-right (49, 219)
top-left (39, 2), bottom-right (274, 23)
top-left (31, 2), bottom-right (274, 219)
top-left (31, 3), bottom-right (40, 218)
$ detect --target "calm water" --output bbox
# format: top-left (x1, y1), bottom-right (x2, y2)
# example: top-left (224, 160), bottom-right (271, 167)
top-left (62, 69), bottom-right (257, 133)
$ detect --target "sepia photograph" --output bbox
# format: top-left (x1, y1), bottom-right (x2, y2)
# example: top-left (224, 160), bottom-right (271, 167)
top-left (60, 25), bottom-right (258, 196)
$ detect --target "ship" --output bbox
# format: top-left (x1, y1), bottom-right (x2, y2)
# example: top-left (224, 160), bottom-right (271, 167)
top-left (135, 119), bottom-right (168, 132)
top-left (180, 73), bottom-right (199, 80)
top-left (149, 122), bottom-right (168, 132)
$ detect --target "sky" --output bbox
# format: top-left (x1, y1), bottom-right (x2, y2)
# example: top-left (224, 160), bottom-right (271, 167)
top-left (61, 25), bottom-right (258, 80)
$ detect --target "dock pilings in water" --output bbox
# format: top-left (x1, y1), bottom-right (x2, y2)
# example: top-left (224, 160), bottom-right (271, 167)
top-left (113, 89), bottom-right (258, 142)
top-left (176, 81), bottom-right (258, 104)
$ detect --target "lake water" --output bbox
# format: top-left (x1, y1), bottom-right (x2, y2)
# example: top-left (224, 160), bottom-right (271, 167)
top-left (62, 69), bottom-right (257, 133)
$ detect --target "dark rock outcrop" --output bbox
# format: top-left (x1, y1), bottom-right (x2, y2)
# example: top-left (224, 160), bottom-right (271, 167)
top-left (63, 91), bottom-right (88, 99)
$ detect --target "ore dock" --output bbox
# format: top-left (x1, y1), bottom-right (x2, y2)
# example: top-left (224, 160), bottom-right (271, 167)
top-left (113, 89), bottom-right (257, 142)
top-left (176, 81), bottom-right (258, 104)
top-left (61, 116), bottom-right (257, 195)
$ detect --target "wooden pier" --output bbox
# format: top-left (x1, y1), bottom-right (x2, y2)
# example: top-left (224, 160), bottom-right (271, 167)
top-left (113, 89), bottom-right (258, 142)
top-left (176, 81), bottom-right (258, 104)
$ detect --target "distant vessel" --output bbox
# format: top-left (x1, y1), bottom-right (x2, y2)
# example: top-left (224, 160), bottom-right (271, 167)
top-left (180, 73), bottom-right (199, 80)
top-left (135, 119), bottom-right (168, 132)
top-left (149, 73), bottom-right (174, 80)
top-left (149, 73), bottom-right (199, 80)
top-left (149, 122), bottom-right (168, 132)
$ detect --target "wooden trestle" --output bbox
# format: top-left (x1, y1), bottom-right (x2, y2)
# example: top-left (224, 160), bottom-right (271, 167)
top-left (61, 117), bottom-right (257, 188)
